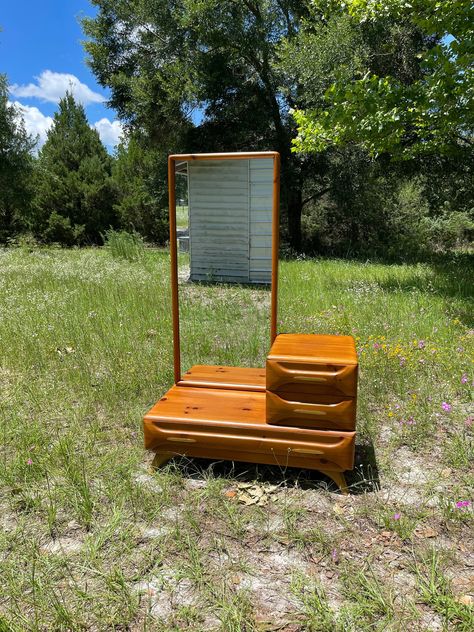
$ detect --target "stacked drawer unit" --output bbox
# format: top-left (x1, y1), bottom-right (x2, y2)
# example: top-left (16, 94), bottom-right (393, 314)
top-left (266, 334), bottom-right (358, 471)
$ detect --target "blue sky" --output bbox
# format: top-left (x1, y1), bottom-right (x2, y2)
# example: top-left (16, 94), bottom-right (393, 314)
top-left (1, 1), bottom-right (122, 150)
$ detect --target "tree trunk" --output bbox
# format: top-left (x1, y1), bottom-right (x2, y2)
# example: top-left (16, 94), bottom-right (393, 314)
top-left (287, 186), bottom-right (303, 251)
top-left (278, 146), bottom-right (303, 252)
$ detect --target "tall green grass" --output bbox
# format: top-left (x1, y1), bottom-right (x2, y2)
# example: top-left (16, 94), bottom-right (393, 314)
top-left (0, 247), bottom-right (472, 630)
top-left (103, 228), bottom-right (146, 261)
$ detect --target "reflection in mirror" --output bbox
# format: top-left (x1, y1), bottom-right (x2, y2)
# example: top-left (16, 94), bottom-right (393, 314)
top-left (173, 155), bottom-right (279, 380)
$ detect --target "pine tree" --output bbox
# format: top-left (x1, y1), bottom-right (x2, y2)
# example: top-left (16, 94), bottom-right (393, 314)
top-left (0, 74), bottom-right (35, 242)
top-left (34, 92), bottom-right (117, 244)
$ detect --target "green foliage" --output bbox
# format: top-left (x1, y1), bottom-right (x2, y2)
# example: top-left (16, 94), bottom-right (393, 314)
top-left (83, 1), bottom-right (473, 255)
top-left (112, 134), bottom-right (168, 244)
top-left (43, 211), bottom-right (85, 247)
top-left (278, 12), bottom-right (368, 110)
top-left (33, 92), bottom-right (118, 244)
top-left (278, 3), bottom-right (473, 258)
top-left (103, 228), bottom-right (145, 261)
top-left (302, 163), bottom-right (473, 261)
top-left (0, 74), bottom-right (36, 242)
top-left (82, 0), bottom-right (310, 249)
top-left (293, 0), bottom-right (474, 158)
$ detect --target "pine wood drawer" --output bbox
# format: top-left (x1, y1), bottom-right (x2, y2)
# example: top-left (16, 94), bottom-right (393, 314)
top-left (266, 390), bottom-right (356, 431)
top-left (267, 334), bottom-right (358, 398)
top-left (266, 359), bottom-right (358, 398)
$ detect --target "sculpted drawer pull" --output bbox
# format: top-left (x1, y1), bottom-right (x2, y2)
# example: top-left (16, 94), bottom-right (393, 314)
top-left (166, 437), bottom-right (196, 443)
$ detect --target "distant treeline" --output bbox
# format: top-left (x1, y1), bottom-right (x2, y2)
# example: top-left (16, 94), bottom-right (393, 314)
top-left (1, 1), bottom-right (473, 260)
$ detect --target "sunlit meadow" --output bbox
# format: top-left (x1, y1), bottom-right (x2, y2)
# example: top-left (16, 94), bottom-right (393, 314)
top-left (0, 247), bottom-right (472, 630)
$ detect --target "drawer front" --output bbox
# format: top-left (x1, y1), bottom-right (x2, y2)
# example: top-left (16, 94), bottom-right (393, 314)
top-left (267, 359), bottom-right (358, 397)
top-left (266, 391), bottom-right (356, 431)
top-left (144, 419), bottom-right (356, 471)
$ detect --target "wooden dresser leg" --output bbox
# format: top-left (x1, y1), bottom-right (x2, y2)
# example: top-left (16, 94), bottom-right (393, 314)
top-left (319, 470), bottom-right (349, 495)
top-left (151, 453), bottom-right (172, 469)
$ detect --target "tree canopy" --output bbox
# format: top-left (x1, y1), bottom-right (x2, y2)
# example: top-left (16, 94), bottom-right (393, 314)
top-left (82, 0), bottom-right (452, 249)
top-left (82, 0), bottom-right (313, 248)
top-left (0, 3), bottom-right (471, 258)
top-left (34, 92), bottom-right (117, 244)
top-left (112, 132), bottom-right (168, 243)
top-left (0, 74), bottom-right (35, 242)
top-left (292, 0), bottom-right (474, 158)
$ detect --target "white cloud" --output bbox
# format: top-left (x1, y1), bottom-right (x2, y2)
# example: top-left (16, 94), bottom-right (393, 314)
top-left (93, 118), bottom-right (124, 148)
top-left (10, 99), bottom-right (123, 153)
top-left (10, 101), bottom-right (53, 148)
top-left (9, 70), bottom-right (105, 106)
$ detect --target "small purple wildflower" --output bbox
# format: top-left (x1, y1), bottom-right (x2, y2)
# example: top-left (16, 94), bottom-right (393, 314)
top-left (373, 342), bottom-right (381, 350)
top-left (455, 501), bottom-right (470, 509)
top-left (465, 416), bottom-right (473, 427)
top-left (27, 458), bottom-right (33, 465)
top-left (331, 548), bottom-right (339, 563)
top-left (457, 346), bottom-right (464, 353)
top-left (399, 356), bottom-right (406, 367)
top-left (442, 402), bottom-right (452, 413)
top-left (418, 340), bottom-right (425, 349)
top-left (393, 513), bottom-right (401, 520)
top-left (461, 373), bottom-right (468, 384)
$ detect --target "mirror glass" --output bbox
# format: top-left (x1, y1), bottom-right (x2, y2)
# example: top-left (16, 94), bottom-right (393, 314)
top-left (176, 157), bottom-right (273, 376)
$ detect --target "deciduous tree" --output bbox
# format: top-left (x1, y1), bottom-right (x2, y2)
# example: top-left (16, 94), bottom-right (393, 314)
top-left (82, 0), bottom-right (312, 249)
top-left (292, 0), bottom-right (473, 159)
top-left (112, 132), bottom-right (168, 243)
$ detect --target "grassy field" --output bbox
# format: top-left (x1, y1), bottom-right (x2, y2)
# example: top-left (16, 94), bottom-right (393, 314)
top-left (176, 206), bottom-right (189, 230)
top-left (0, 246), bottom-right (473, 631)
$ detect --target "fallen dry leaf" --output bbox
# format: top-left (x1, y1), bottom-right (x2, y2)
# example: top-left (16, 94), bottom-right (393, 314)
top-left (238, 491), bottom-right (258, 506)
top-left (233, 482), bottom-right (277, 506)
top-left (455, 594), bottom-right (473, 607)
top-left (414, 526), bottom-right (438, 539)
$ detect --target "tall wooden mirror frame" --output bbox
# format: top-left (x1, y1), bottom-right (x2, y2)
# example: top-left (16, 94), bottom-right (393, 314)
top-left (168, 151), bottom-right (281, 385)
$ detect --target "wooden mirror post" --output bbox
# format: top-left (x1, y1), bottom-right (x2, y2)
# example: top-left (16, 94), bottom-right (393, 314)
top-left (167, 152), bottom-right (281, 385)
